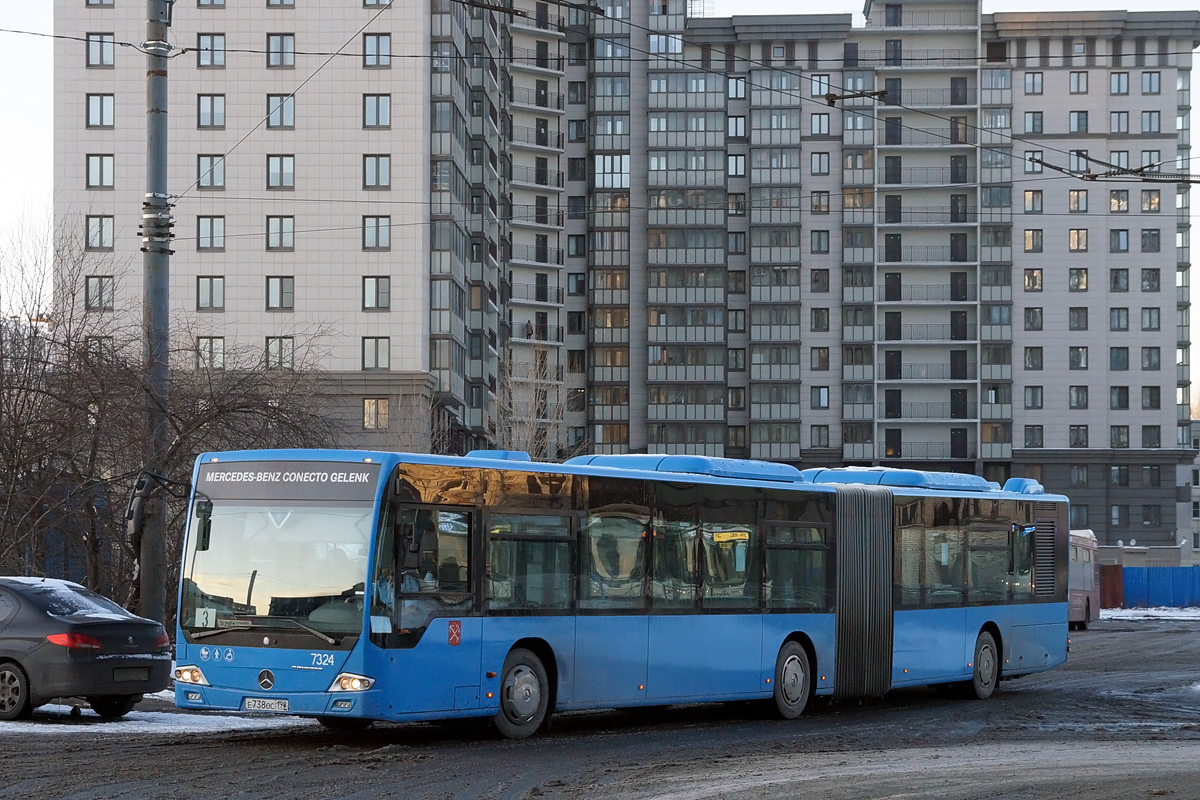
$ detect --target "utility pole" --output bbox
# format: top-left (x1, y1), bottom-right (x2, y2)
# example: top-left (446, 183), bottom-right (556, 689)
top-left (139, 0), bottom-right (175, 624)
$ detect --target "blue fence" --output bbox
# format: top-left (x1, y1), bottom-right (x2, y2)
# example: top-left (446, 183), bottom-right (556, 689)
top-left (1121, 567), bottom-right (1200, 608)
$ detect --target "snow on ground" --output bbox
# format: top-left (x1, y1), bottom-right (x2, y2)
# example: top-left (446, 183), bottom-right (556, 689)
top-left (1101, 606), bottom-right (1200, 621)
top-left (0, 699), bottom-right (312, 736)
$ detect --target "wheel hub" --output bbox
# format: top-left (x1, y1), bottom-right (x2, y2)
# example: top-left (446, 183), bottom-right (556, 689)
top-left (780, 654), bottom-right (806, 705)
top-left (503, 665), bottom-right (541, 721)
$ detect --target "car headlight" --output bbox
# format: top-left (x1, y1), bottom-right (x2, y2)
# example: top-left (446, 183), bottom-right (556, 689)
top-left (174, 665), bottom-right (210, 686)
top-left (328, 672), bottom-right (374, 692)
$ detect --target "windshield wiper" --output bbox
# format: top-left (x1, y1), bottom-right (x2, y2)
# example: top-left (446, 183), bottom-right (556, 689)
top-left (191, 616), bottom-right (337, 645)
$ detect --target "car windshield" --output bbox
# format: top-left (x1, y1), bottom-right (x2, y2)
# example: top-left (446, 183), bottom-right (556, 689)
top-left (21, 583), bottom-right (133, 619)
top-left (181, 500), bottom-right (376, 637)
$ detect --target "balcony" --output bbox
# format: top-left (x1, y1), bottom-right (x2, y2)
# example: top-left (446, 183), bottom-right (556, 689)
top-left (510, 85), bottom-right (564, 112)
top-left (510, 124), bottom-right (564, 150)
top-left (508, 242), bottom-right (563, 266)
top-left (878, 401), bottom-right (978, 420)
top-left (509, 163), bottom-right (564, 189)
top-left (508, 282), bottom-right (564, 305)
top-left (857, 48), bottom-right (977, 67)
top-left (506, 362), bottom-right (565, 382)
top-left (512, 323), bottom-right (564, 344)
top-left (648, 403), bottom-right (725, 421)
top-left (879, 244), bottom-right (978, 263)
top-left (509, 47), bottom-right (564, 72)
top-left (878, 362), bottom-right (978, 381)
top-left (878, 441), bottom-right (979, 460)
top-left (878, 283), bottom-right (977, 302)
top-left (885, 87), bottom-right (977, 106)
top-left (877, 126), bottom-right (976, 146)
top-left (877, 206), bottom-right (977, 225)
top-left (880, 166), bottom-right (975, 185)
top-left (879, 322), bottom-right (977, 341)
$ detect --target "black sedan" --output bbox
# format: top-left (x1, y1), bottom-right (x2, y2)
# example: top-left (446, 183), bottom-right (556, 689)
top-left (0, 577), bottom-right (171, 720)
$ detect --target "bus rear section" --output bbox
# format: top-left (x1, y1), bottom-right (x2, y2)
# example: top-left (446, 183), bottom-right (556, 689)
top-left (1068, 529), bottom-right (1100, 630)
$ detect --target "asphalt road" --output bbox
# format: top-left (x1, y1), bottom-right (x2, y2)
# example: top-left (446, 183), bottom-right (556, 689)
top-left (3, 618), bottom-right (1200, 800)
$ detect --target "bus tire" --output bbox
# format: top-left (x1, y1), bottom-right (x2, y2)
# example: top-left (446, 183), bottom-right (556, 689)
top-left (771, 641), bottom-right (811, 720)
top-left (494, 648), bottom-right (549, 739)
top-left (1079, 600), bottom-right (1090, 631)
top-left (970, 631), bottom-right (999, 700)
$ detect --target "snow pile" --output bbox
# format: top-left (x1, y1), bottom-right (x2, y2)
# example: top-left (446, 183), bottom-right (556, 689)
top-left (1100, 606), bottom-right (1200, 621)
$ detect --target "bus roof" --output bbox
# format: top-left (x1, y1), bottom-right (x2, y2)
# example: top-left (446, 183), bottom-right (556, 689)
top-left (194, 449), bottom-right (1066, 503)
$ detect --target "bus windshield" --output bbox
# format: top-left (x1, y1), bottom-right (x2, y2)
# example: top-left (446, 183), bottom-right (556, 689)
top-left (179, 460), bottom-right (382, 640)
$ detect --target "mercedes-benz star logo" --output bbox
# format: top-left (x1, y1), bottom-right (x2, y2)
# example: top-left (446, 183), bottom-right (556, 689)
top-left (258, 669), bottom-right (275, 690)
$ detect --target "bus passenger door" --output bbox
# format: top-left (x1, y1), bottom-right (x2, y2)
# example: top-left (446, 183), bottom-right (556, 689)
top-left (383, 505), bottom-right (483, 715)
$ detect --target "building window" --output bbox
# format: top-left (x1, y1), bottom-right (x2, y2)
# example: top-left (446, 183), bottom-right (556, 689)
top-left (1023, 111), bottom-right (1043, 134)
top-left (1069, 189), bottom-right (1089, 212)
top-left (1023, 190), bottom-right (1042, 213)
top-left (1141, 307), bottom-right (1160, 331)
top-left (1068, 307), bottom-right (1088, 331)
top-left (267, 95), bottom-right (295, 128)
top-left (267, 33), bottom-right (295, 67)
top-left (1023, 269), bottom-right (1043, 292)
top-left (1110, 347), bottom-right (1129, 370)
top-left (1069, 385), bottom-right (1089, 409)
top-left (1110, 111), bottom-right (1129, 133)
top-left (811, 425), bottom-right (830, 448)
top-left (1141, 111), bottom-right (1160, 134)
top-left (363, 34), bottom-right (391, 67)
top-left (86, 154), bottom-right (114, 189)
top-left (810, 152), bottom-right (830, 175)
top-left (1110, 425), bottom-right (1130, 448)
top-left (1141, 190), bottom-right (1160, 213)
top-left (86, 33), bottom-right (115, 67)
top-left (1142, 347), bottom-right (1161, 370)
top-left (87, 94), bottom-right (114, 128)
top-left (1142, 71), bottom-right (1161, 94)
top-left (811, 191), bottom-right (830, 214)
top-left (810, 113), bottom-right (830, 135)
top-left (197, 34), bottom-right (225, 67)
top-left (1110, 386), bottom-right (1129, 409)
top-left (363, 398), bottom-right (390, 430)
top-left (1111, 72), bottom-right (1129, 94)
top-left (1068, 111), bottom-right (1088, 132)
top-left (1069, 71), bottom-right (1088, 94)
top-left (362, 337), bottom-right (390, 370)
top-left (1070, 465), bottom-right (1088, 487)
top-left (363, 216), bottom-right (390, 250)
top-left (1070, 506), bottom-right (1089, 527)
top-left (1111, 268), bottom-right (1129, 292)
top-left (1109, 189), bottom-right (1129, 213)
top-left (811, 269), bottom-right (830, 292)
top-left (267, 0), bottom-right (295, 5)
top-left (1069, 268), bottom-right (1088, 291)
top-left (728, 77), bottom-right (745, 99)
top-left (1023, 230), bottom-right (1043, 253)
top-left (85, 215), bottom-right (114, 251)
top-left (1142, 426), bottom-right (1161, 449)
top-left (197, 216), bottom-right (225, 250)
top-left (85, 275), bottom-right (114, 311)
top-left (266, 276), bottom-right (295, 310)
top-left (1142, 385), bottom-right (1161, 410)
top-left (361, 154), bottom-right (390, 189)
top-left (1025, 150), bottom-right (1043, 173)
top-left (1024, 347), bottom-right (1043, 370)
top-left (196, 337), bottom-right (225, 370)
top-left (1024, 386), bottom-right (1043, 409)
top-left (198, 154), bottom-right (225, 189)
top-left (810, 230), bottom-right (830, 254)
top-left (196, 94), bottom-right (225, 128)
top-left (727, 154), bottom-right (745, 177)
top-left (1111, 505), bottom-right (1129, 527)
top-left (1110, 307), bottom-right (1129, 331)
top-left (266, 216), bottom-right (294, 250)
top-left (810, 386), bottom-right (830, 410)
top-left (1024, 72), bottom-right (1043, 94)
top-left (811, 347), bottom-right (830, 370)
top-left (197, 276), bottom-right (224, 310)
top-left (1110, 229), bottom-right (1130, 253)
top-left (1069, 229), bottom-right (1088, 252)
top-left (267, 155), bottom-right (295, 189)
top-left (1141, 229), bottom-right (1160, 253)
top-left (1069, 346), bottom-right (1088, 370)
top-left (1024, 426), bottom-right (1043, 447)
top-left (264, 336), bottom-right (294, 370)
top-left (363, 276), bottom-right (390, 310)
top-left (1024, 307), bottom-right (1043, 331)
top-left (810, 308), bottom-right (830, 332)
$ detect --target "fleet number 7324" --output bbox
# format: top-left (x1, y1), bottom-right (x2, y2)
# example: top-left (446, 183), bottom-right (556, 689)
top-left (311, 653), bottom-right (335, 666)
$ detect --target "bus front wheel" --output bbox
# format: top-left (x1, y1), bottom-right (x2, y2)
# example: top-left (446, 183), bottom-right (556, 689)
top-left (494, 648), bottom-right (549, 739)
top-left (970, 631), bottom-right (999, 700)
top-left (771, 641), bottom-right (811, 720)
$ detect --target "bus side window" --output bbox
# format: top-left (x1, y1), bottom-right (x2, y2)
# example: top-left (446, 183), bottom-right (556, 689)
top-left (580, 510), bottom-right (647, 610)
top-left (1010, 524), bottom-right (1033, 600)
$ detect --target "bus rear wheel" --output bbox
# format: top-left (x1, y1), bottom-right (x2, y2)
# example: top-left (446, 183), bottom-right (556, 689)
top-left (969, 631), bottom-right (999, 700)
top-left (771, 641), bottom-right (811, 720)
top-left (494, 648), bottom-right (549, 739)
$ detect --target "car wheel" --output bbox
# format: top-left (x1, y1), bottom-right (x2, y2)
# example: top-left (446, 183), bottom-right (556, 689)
top-left (317, 716), bottom-right (373, 732)
top-left (87, 694), bottom-right (139, 719)
top-left (771, 641), bottom-right (811, 720)
top-left (0, 662), bottom-right (32, 721)
top-left (493, 648), bottom-right (549, 739)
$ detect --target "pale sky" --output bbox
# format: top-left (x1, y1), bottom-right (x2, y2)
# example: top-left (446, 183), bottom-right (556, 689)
top-left (0, 0), bottom-right (1196, 237)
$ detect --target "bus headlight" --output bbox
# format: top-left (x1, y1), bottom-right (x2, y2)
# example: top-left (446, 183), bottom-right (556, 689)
top-left (328, 672), bottom-right (374, 692)
top-left (175, 665), bottom-right (210, 686)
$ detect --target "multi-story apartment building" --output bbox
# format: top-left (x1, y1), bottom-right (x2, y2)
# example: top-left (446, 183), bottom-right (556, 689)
top-left (55, 0), bottom-right (1199, 546)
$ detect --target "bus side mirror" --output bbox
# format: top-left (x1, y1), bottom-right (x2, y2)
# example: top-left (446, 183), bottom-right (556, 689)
top-left (195, 499), bottom-right (214, 551)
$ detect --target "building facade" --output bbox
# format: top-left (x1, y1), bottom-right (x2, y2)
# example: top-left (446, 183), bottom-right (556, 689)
top-left (54, 0), bottom-right (1199, 545)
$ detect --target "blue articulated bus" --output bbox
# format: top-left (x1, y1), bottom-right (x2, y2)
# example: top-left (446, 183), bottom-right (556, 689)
top-left (173, 448), bottom-right (1069, 737)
